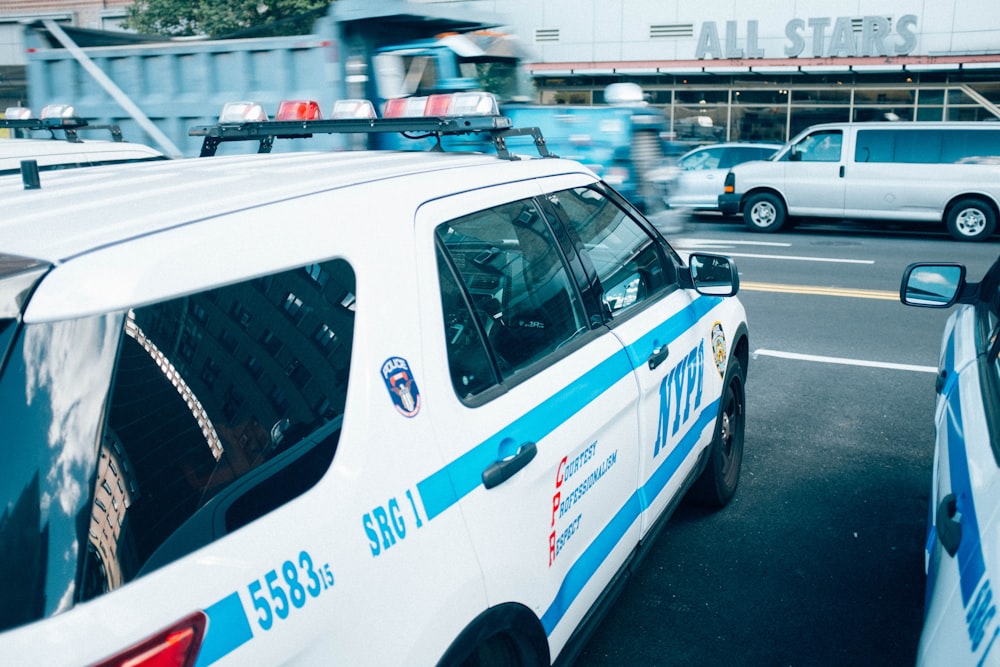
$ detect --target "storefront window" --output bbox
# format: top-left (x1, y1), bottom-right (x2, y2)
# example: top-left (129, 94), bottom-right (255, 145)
top-left (974, 82), bottom-right (1000, 104)
top-left (675, 89), bottom-right (728, 105)
top-left (733, 89), bottom-right (788, 105)
top-left (853, 107), bottom-right (914, 122)
top-left (854, 88), bottom-right (915, 104)
top-left (916, 107), bottom-right (944, 121)
top-left (793, 89), bottom-right (851, 104)
top-left (673, 105), bottom-right (726, 141)
top-left (788, 107), bottom-right (850, 137)
top-left (947, 107), bottom-right (998, 121)
top-left (918, 89), bottom-right (946, 104)
top-left (730, 106), bottom-right (786, 142)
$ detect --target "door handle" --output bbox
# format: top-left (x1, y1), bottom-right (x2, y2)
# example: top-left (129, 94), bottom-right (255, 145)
top-left (647, 344), bottom-right (669, 370)
top-left (482, 442), bottom-right (537, 489)
top-left (839, 165), bottom-right (845, 178)
top-left (936, 493), bottom-right (962, 557)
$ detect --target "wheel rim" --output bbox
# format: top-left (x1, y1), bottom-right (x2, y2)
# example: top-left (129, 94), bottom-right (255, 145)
top-left (719, 378), bottom-right (744, 478)
top-left (956, 208), bottom-right (987, 237)
top-left (751, 202), bottom-right (776, 227)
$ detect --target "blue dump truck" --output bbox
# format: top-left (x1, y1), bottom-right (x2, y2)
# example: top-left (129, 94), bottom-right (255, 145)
top-left (21, 0), bottom-right (676, 211)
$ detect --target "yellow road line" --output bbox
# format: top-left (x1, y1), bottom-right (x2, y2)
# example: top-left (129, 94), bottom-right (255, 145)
top-left (740, 281), bottom-right (898, 300)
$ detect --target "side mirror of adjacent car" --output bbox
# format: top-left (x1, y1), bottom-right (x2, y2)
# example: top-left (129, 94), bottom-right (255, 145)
top-left (899, 262), bottom-right (966, 307)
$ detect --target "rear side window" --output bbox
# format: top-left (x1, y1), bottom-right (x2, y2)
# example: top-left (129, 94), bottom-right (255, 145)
top-left (98, 260), bottom-right (355, 580)
top-left (436, 198), bottom-right (589, 399)
top-left (0, 259), bottom-right (355, 630)
top-left (720, 146), bottom-right (774, 169)
top-left (856, 129), bottom-right (1000, 164)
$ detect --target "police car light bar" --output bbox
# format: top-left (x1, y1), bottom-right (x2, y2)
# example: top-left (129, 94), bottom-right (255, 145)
top-left (191, 93), bottom-right (551, 160)
top-left (1, 104), bottom-right (124, 142)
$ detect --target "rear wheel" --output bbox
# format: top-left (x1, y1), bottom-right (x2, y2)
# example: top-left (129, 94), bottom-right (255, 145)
top-left (691, 359), bottom-right (746, 508)
top-left (946, 198), bottom-right (996, 241)
top-left (743, 192), bottom-right (787, 232)
top-left (439, 604), bottom-right (549, 667)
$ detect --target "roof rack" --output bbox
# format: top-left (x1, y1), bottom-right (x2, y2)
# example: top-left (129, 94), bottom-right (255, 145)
top-left (189, 115), bottom-right (553, 160)
top-left (0, 117), bottom-right (125, 143)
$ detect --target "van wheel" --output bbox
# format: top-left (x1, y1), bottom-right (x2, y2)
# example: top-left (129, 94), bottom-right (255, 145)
top-left (743, 193), bottom-right (786, 232)
top-left (691, 359), bottom-right (746, 508)
top-left (946, 198), bottom-right (996, 242)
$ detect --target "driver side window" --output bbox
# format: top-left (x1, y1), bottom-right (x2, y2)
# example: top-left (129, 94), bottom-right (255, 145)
top-left (546, 186), bottom-right (675, 318)
top-left (436, 198), bottom-right (590, 398)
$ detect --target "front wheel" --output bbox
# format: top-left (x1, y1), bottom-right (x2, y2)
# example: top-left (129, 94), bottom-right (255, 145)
top-left (743, 192), bottom-right (787, 232)
top-left (946, 198), bottom-right (996, 242)
top-left (691, 359), bottom-right (746, 508)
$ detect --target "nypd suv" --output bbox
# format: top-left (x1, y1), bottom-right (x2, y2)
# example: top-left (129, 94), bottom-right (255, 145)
top-left (0, 97), bottom-right (749, 666)
top-left (901, 259), bottom-right (1000, 665)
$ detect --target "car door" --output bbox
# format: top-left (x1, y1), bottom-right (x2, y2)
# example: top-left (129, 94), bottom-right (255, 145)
top-left (781, 129), bottom-right (847, 216)
top-left (541, 177), bottom-right (721, 537)
top-left (919, 298), bottom-right (1000, 665)
top-left (673, 146), bottom-right (726, 208)
top-left (412, 180), bottom-right (642, 659)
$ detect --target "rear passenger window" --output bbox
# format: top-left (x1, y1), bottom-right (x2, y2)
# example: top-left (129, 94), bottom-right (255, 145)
top-left (436, 198), bottom-right (589, 398)
top-left (86, 259), bottom-right (355, 591)
top-left (546, 186), bottom-right (675, 317)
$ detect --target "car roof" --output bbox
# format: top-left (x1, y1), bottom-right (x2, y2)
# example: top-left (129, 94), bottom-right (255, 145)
top-left (0, 137), bottom-right (167, 175)
top-left (1, 150), bottom-right (587, 261)
top-left (683, 141), bottom-right (784, 154)
top-left (0, 138), bottom-right (164, 159)
top-left (0, 149), bottom-right (594, 322)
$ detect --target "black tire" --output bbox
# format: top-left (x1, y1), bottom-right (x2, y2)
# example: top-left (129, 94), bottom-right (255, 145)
top-left (743, 192), bottom-right (787, 232)
top-left (691, 359), bottom-right (746, 508)
top-left (946, 198), bottom-right (996, 242)
top-left (438, 604), bottom-right (548, 667)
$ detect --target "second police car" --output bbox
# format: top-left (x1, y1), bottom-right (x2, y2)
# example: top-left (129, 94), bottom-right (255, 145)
top-left (0, 94), bottom-right (749, 666)
top-left (901, 259), bottom-right (1000, 665)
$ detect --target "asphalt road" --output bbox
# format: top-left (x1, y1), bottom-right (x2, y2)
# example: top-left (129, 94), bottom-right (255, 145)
top-left (575, 216), bottom-right (1000, 666)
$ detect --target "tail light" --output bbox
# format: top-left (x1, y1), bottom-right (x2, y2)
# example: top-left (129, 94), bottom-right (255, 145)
top-left (92, 612), bottom-right (207, 667)
top-left (723, 172), bottom-right (735, 194)
top-left (275, 99), bottom-right (322, 121)
top-left (218, 101), bottom-right (269, 123)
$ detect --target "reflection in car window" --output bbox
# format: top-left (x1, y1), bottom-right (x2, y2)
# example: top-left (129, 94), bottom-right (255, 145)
top-left (436, 199), bottom-right (589, 393)
top-left (0, 259), bottom-right (355, 631)
top-left (680, 148), bottom-right (723, 171)
top-left (797, 131), bottom-right (842, 162)
top-left (547, 187), bottom-right (674, 317)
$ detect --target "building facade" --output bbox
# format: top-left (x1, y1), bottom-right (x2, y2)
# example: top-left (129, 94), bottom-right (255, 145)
top-left (2, 1), bottom-right (1000, 142)
top-left (459, 0), bottom-right (1000, 142)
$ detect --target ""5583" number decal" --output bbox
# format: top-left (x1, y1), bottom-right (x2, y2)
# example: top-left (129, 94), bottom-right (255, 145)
top-left (248, 550), bottom-right (334, 631)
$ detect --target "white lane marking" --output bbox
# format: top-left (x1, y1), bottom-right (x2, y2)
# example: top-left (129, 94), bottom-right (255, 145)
top-left (726, 251), bottom-right (874, 264)
top-left (754, 348), bottom-right (938, 373)
top-left (673, 239), bottom-right (874, 264)
top-left (677, 238), bottom-right (792, 248)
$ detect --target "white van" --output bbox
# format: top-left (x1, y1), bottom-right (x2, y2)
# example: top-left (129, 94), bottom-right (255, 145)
top-left (718, 121), bottom-right (1000, 241)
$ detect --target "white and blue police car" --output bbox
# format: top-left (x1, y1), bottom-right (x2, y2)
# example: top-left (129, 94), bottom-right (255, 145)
top-left (902, 259), bottom-right (1000, 665)
top-left (0, 95), bottom-right (749, 666)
